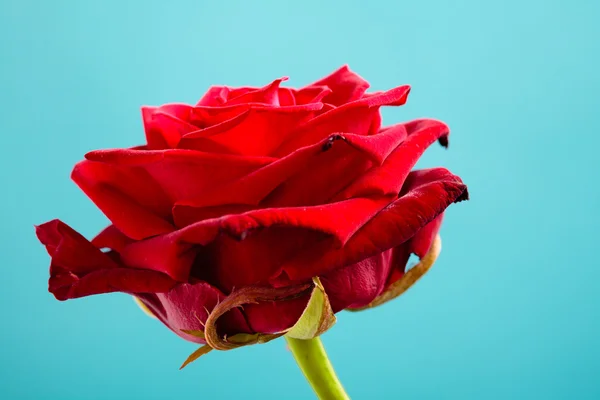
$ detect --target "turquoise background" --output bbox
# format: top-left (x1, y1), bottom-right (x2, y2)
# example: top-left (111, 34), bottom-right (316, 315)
top-left (1, 0), bottom-right (598, 398)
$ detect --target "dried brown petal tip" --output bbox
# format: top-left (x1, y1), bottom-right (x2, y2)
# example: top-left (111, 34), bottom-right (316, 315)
top-left (438, 135), bottom-right (449, 148)
top-left (179, 345), bottom-right (213, 370)
top-left (455, 187), bottom-right (469, 202)
top-left (204, 283), bottom-right (312, 351)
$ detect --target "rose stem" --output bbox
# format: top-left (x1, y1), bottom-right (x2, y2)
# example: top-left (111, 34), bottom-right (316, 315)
top-left (285, 336), bottom-right (350, 400)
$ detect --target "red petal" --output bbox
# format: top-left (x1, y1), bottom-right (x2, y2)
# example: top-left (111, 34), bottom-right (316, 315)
top-left (85, 149), bottom-right (273, 219)
top-left (277, 87), bottom-right (296, 106)
top-left (211, 197), bottom-right (394, 248)
top-left (321, 251), bottom-right (394, 312)
top-left (142, 104), bottom-right (198, 149)
top-left (196, 86), bottom-right (253, 106)
top-left (36, 220), bottom-right (176, 300)
top-left (322, 215), bottom-right (444, 312)
top-left (150, 282), bottom-right (251, 343)
top-left (188, 103), bottom-right (254, 127)
top-left (179, 104), bottom-right (323, 156)
top-left (124, 195), bottom-right (393, 287)
top-left (334, 119), bottom-right (450, 200)
top-left (243, 295), bottom-right (310, 334)
top-left (172, 127), bottom-right (406, 223)
top-left (263, 126), bottom-right (407, 208)
top-left (71, 160), bottom-right (176, 240)
top-left (172, 138), bottom-right (329, 212)
top-left (123, 180), bottom-right (394, 293)
top-left (225, 77), bottom-right (288, 106)
top-left (303, 65), bottom-right (370, 106)
top-left (273, 85), bottom-right (411, 156)
top-left (192, 228), bottom-right (320, 293)
top-left (410, 214), bottom-right (444, 259)
top-left (91, 225), bottom-right (134, 253)
top-left (274, 168), bottom-right (468, 284)
top-left (287, 85), bottom-right (333, 105)
top-left (173, 204), bottom-right (255, 227)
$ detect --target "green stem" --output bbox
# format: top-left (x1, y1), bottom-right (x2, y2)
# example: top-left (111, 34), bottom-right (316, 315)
top-left (285, 336), bottom-right (350, 400)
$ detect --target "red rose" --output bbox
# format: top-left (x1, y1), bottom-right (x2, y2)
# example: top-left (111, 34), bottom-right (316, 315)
top-left (36, 66), bottom-right (467, 357)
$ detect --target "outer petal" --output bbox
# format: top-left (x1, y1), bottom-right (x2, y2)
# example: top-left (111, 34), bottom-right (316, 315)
top-left (273, 168), bottom-right (468, 285)
top-left (384, 214), bottom-right (444, 287)
top-left (71, 160), bottom-right (175, 240)
top-left (204, 197), bottom-right (394, 248)
top-left (137, 282), bottom-right (251, 344)
top-left (91, 225), bottom-right (134, 253)
top-left (123, 195), bottom-right (395, 290)
top-left (85, 149), bottom-right (273, 224)
top-left (36, 220), bottom-right (177, 300)
top-left (321, 215), bottom-right (444, 312)
top-left (243, 295), bottom-right (309, 334)
top-left (321, 251), bottom-right (394, 312)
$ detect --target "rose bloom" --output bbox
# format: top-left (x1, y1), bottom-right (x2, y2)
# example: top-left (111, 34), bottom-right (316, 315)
top-left (37, 66), bottom-right (467, 355)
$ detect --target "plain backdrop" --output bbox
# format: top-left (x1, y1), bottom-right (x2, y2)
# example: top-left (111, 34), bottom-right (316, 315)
top-left (1, 0), bottom-right (598, 399)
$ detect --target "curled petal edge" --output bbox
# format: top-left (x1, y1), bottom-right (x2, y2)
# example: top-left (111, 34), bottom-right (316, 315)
top-left (349, 234), bottom-right (442, 312)
top-left (178, 278), bottom-right (336, 368)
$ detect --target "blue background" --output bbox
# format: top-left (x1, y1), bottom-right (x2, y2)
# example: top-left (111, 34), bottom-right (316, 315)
top-left (1, 0), bottom-right (598, 398)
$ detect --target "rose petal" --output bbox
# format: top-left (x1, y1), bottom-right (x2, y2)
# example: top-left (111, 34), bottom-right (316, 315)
top-left (273, 168), bottom-right (468, 284)
top-left (121, 168), bottom-right (466, 289)
top-left (188, 103), bottom-right (254, 128)
top-left (225, 77), bottom-right (288, 106)
top-left (303, 65), bottom-right (370, 106)
top-left (72, 160), bottom-right (175, 240)
top-left (84, 149), bottom-right (274, 215)
top-left (173, 204), bottom-right (255, 227)
top-left (36, 220), bottom-right (177, 300)
top-left (210, 196), bottom-right (395, 248)
top-left (243, 295), bottom-right (310, 334)
top-left (334, 119), bottom-right (450, 200)
top-left (150, 282), bottom-right (251, 344)
top-left (197, 86), bottom-right (254, 106)
top-left (273, 85), bottom-right (411, 156)
top-left (179, 104), bottom-right (323, 156)
top-left (322, 214), bottom-right (443, 312)
top-left (321, 251), bottom-right (394, 312)
top-left (287, 85), bottom-right (333, 106)
top-left (142, 104), bottom-right (197, 149)
top-left (350, 233), bottom-right (443, 311)
top-left (124, 194), bottom-right (394, 289)
top-left (385, 214), bottom-right (444, 287)
top-left (91, 225), bottom-right (134, 253)
top-left (173, 126), bottom-right (406, 222)
top-left (86, 147), bottom-right (275, 167)
top-left (123, 162), bottom-right (452, 290)
top-left (264, 125), bottom-right (408, 208)
top-left (277, 87), bottom-right (296, 106)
